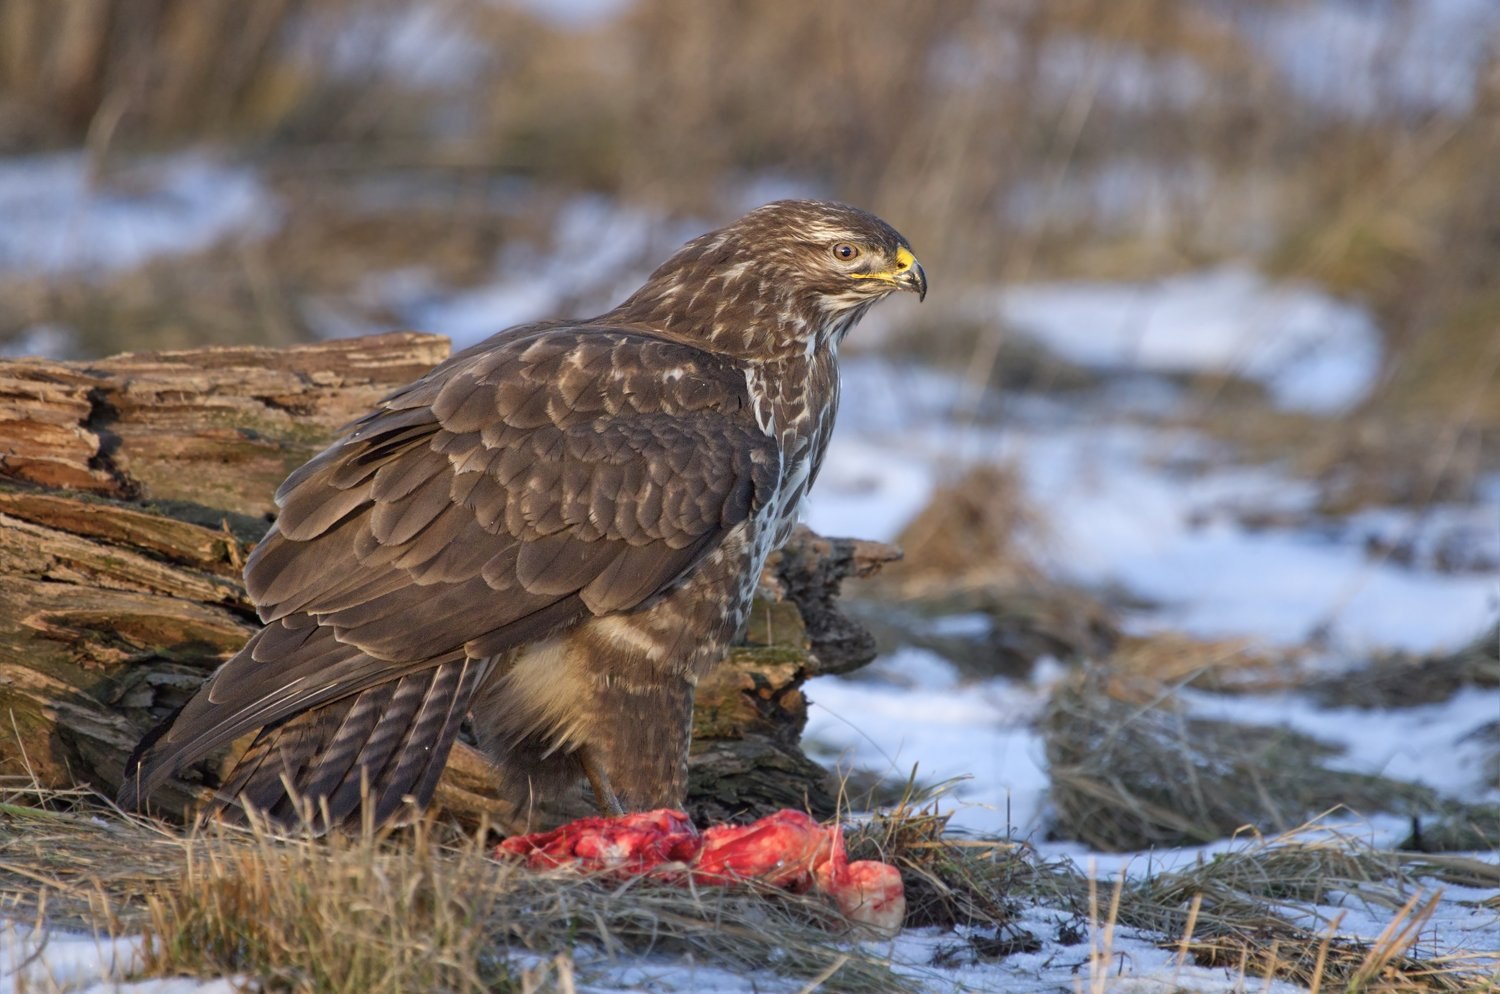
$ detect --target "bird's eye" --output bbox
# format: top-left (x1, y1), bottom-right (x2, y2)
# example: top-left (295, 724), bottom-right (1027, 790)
top-left (832, 242), bottom-right (860, 262)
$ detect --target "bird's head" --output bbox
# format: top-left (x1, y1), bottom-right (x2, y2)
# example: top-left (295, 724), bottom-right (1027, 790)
top-left (612, 199), bottom-right (926, 359)
top-left (743, 199), bottom-right (927, 308)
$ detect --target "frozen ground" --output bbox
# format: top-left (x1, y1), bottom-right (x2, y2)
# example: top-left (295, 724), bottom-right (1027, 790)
top-left (810, 357), bottom-right (1499, 655)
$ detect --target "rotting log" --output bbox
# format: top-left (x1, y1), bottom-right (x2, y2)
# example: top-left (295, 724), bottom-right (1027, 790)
top-left (0, 333), bottom-right (897, 833)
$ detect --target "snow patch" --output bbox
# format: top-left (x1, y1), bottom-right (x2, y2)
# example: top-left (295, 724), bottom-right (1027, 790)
top-left (0, 323), bottom-right (76, 359)
top-left (998, 266), bottom-right (1382, 413)
top-left (0, 152), bottom-right (279, 280)
top-left (808, 357), bottom-right (1499, 655)
top-left (804, 647), bottom-right (1053, 837)
top-left (0, 922), bottom-right (245, 993)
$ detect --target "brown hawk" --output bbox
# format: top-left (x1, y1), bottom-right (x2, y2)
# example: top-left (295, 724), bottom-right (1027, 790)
top-left (119, 200), bottom-right (926, 832)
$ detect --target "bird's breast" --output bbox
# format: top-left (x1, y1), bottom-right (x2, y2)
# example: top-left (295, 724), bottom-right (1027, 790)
top-left (742, 348), bottom-right (840, 554)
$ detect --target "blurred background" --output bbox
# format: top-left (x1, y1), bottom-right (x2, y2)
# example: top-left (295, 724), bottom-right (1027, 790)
top-left (1, 0), bottom-right (1497, 659)
top-left (1, 0), bottom-right (1497, 849)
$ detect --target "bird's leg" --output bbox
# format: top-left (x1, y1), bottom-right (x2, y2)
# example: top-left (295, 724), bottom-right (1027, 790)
top-left (581, 748), bottom-right (625, 817)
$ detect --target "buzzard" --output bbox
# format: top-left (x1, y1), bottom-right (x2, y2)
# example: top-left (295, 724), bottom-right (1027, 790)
top-left (119, 200), bottom-right (926, 832)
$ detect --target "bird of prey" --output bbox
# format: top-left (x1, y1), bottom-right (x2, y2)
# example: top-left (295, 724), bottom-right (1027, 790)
top-left (119, 199), bottom-right (926, 833)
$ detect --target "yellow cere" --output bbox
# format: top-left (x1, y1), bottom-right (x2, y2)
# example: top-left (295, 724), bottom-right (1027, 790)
top-left (850, 244), bottom-right (917, 281)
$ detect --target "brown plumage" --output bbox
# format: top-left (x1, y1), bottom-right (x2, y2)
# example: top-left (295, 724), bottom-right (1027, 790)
top-left (119, 199), bottom-right (926, 832)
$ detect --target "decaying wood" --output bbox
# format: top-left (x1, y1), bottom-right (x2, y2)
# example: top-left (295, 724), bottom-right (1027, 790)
top-left (0, 333), bottom-right (896, 831)
top-left (0, 332), bottom-right (445, 516)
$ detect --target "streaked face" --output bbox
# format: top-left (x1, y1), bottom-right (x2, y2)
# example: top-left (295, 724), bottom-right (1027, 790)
top-left (760, 200), bottom-right (927, 312)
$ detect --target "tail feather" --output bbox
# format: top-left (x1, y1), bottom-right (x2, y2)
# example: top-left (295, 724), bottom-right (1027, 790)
top-left (119, 620), bottom-right (373, 811)
top-left (297, 670), bottom-right (438, 823)
top-left (368, 657), bottom-right (481, 827)
top-left (207, 656), bottom-right (486, 832)
top-left (117, 617), bottom-right (475, 819)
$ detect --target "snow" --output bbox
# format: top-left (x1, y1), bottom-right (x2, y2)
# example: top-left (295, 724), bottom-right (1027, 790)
top-left (0, 323), bottom-right (76, 360)
top-left (0, 922), bottom-right (245, 993)
top-left (997, 266), bottom-right (1382, 413)
top-left (783, 260), bottom-right (1498, 991)
top-left (945, 0), bottom-right (1500, 122)
top-left (804, 647), bottom-right (1053, 838)
top-left (1014, 423), bottom-right (1498, 651)
top-left (1185, 686), bottom-right (1500, 799)
top-left (0, 153), bottom-right (278, 280)
top-left (808, 354), bottom-right (1499, 656)
top-left (889, 911), bottom-right (1314, 994)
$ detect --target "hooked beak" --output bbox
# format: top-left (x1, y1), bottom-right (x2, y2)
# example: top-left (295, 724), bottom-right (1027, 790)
top-left (892, 246), bottom-right (927, 302)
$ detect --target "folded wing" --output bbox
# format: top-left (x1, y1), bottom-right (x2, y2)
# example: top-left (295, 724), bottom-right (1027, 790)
top-left (120, 326), bottom-right (780, 821)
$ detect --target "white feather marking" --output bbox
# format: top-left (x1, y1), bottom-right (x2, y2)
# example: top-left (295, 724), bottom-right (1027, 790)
top-left (744, 367), bottom-right (776, 434)
top-left (590, 615), bottom-right (661, 658)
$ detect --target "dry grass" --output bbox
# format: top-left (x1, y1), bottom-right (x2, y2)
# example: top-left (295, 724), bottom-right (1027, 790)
top-left (843, 780), bottom-right (1031, 932)
top-left (1042, 669), bottom-right (1457, 851)
top-left (848, 461), bottom-right (1123, 681)
top-left (1111, 824), bottom-right (1500, 994)
top-left (1307, 625), bottom-right (1500, 710)
top-left (852, 583), bottom-right (1119, 685)
top-left (0, 0), bottom-right (466, 153)
top-left (873, 463), bottom-right (1046, 599)
top-left (1107, 631), bottom-right (1307, 693)
top-left (0, 780), bottom-right (908, 994)
top-left (4, 779), bottom-right (1496, 993)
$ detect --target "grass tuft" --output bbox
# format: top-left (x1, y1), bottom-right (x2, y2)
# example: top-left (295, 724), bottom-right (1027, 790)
top-left (1041, 670), bottom-right (1452, 851)
top-left (0, 780), bottom-right (909, 994)
top-left (141, 819), bottom-right (502, 993)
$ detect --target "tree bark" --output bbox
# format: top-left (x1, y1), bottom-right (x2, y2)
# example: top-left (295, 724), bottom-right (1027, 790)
top-left (0, 333), bottom-right (894, 831)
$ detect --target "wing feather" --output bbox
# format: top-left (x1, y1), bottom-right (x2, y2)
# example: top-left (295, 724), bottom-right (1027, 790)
top-left (122, 325), bottom-right (781, 816)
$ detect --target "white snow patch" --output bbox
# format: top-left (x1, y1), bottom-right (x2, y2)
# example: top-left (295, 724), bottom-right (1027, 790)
top-left (1185, 686), bottom-right (1500, 800)
top-left (0, 152), bottom-right (279, 280)
top-left (804, 647), bottom-right (1053, 837)
top-left (1014, 423), bottom-right (1500, 652)
top-left (890, 911), bottom-right (1314, 994)
top-left (0, 921), bottom-right (246, 993)
top-left (809, 358), bottom-right (1498, 655)
top-left (998, 266), bottom-right (1382, 412)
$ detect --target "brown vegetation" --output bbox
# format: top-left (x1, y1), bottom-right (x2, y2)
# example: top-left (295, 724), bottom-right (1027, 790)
top-left (1, 788), bottom-right (906, 994)
top-left (1041, 667), bottom-right (1492, 852)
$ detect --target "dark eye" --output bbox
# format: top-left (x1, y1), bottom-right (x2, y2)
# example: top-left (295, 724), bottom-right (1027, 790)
top-left (832, 242), bottom-right (860, 261)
